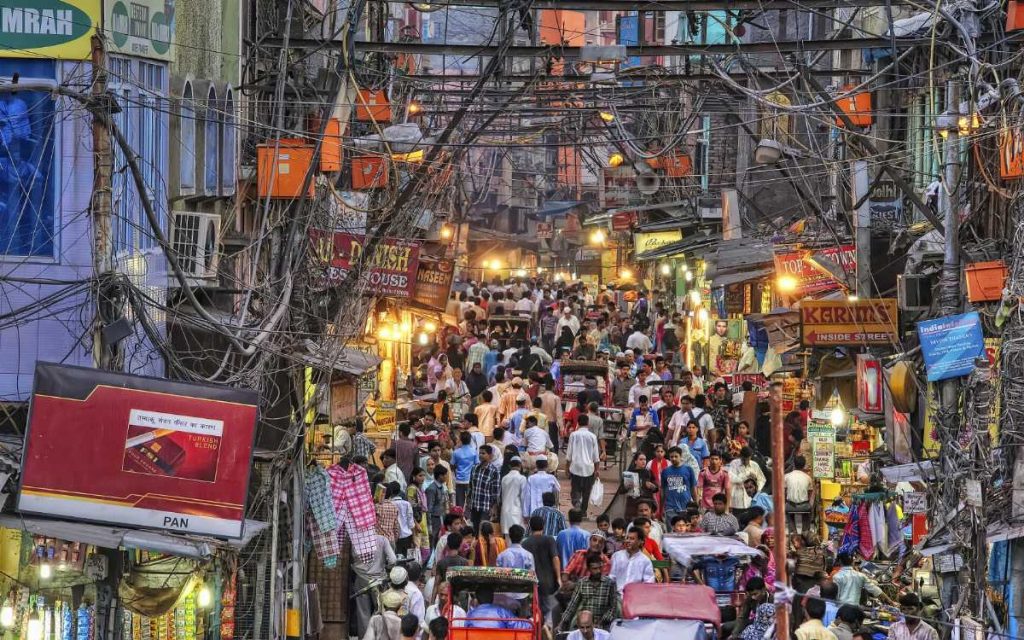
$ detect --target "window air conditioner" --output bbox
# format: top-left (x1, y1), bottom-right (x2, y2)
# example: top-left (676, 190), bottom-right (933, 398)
top-left (171, 211), bottom-right (221, 286)
top-left (897, 274), bottom-right (932, 311)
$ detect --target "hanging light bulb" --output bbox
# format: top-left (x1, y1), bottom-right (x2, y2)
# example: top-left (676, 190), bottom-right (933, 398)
top-left (689, 290), bottom-right (701, 306)
top-left (407, 101), bottom-right (423, 116)
top-left (38, 563), bottom-right (51, 580)
top-left (697, 308), bottom-right (709, 325)
top-left (660, 264), bottom-right (671, 276)
top-left (1, 600), bottom-right (15, 627)
top-left (418, 332), bottom-right (429, 346)
top-left (598, 111), bottom-right (615, 123)
top-left (608, 152), bottom-right (625, 168)
top-left (620, 268), bottom-right (633, 280)
top-left (831, 406), bottom-right (845, 426)
top-left (590, 229), bottom-right (606, 245)
top-left (26, 614), bottom-right (42, 640)
top-left (515, 269), bottom-right (527, 277)
top-left (197, 585), bottom-right (213, 609)
top-left (684, 271), bottom-right (693, 282)
top-left (424, 321), bottom-right (437, 333)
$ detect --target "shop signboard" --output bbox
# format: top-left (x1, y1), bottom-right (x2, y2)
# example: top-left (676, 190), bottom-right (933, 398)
top-left (633, 230), bottom-right (682, 255)
top-left (903, 492), bottom-right (927, 514)
top-left (869, 178), bottom-right (902, 228)
top-left (917, 312), bottom-right (985, 381)
top-left (856, 354), bottom-right (883, 414)
top-left (773, 245), bottom-right (856, 295)
top-left (310, 230), bottom-right (420, 298)
top-left (800, 298), bottom-right (898, 346)
top-left (611, 212), bottom-right (636, 231)
top-left (105, 0), bottom-right (175, 61)
top-left (411, 258), bottom-right (455, 311)
top-left (536, 222), bottom-right (553, 239)
top-left (806, 420), bottom-right (836, 479)
top-left (19, 363), bottom-right (258, 538)
top-left (1000, 127), bottom-right (1024, 180)
top-left (0, 0), bottom-right (99, 59)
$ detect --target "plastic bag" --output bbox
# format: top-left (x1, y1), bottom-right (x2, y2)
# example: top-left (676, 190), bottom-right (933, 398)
top-left (590, 478), bottom-right (605, 506)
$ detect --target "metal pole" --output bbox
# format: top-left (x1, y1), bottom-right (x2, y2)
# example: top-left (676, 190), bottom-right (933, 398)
top-left (292, 452), bottom-right (306, 638)
top-left (769, 382), bottom-right (790, 638)
top-left (269, 471), bottom-right (281, 638)
top-left (852, 160), bottom-right (872, 296)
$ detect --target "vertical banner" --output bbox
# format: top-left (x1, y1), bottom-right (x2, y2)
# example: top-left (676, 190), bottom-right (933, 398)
top-left (807, 417), bottom-right (836, 479)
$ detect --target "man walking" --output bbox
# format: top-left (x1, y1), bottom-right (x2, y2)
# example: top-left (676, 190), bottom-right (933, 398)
top-left (467, 446), bottom-right (500, 532)
top-left (567, 414), bottom-right (601, 516)
top-left (559, 558), bottom-right (621, 633)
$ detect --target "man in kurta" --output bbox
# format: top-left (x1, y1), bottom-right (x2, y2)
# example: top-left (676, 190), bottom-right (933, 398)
top-left (500, 457), bottom-right (528, 534)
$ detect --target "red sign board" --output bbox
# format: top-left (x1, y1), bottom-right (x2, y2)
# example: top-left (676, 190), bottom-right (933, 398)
top-left (412, 259), bottom-right (456, 311)
top-left (774, 245), bottom-right (856, 295)
top-left (1000, 128), bottom-right (1024, 180)
top-left (311, 230), bottom-right (421, 298)
top-left (611, 212), bottom-right (635, 231)
top-left (19, 363), bottom-right (258, 538)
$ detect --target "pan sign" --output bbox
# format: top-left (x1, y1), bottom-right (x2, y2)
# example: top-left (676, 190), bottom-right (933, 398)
top-left (19, 363), bottom-right (258, 538)
top-left (800, 298), bottom-right (898, 346)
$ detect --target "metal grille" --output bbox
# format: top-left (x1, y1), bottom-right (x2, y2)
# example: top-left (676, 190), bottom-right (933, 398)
top-left (234, 461), bottom-right (274, 639)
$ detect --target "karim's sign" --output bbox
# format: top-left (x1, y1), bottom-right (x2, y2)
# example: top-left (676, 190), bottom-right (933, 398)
top-left (19, 363), bottom-right (258, 538)
top-left (310, 230), bottom-right (421, 298)
top-left (800, 298), bottom-right (898, 346)
top-left (0, 0), bottom-right (99, 58)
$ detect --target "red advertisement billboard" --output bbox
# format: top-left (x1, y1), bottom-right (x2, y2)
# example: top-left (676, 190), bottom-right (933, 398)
top-left (19, 363), bottom-right (258, 539)
top-left (773, 244), bottom-right (856, 295)
top-left (310, 230), bottom-right (420, 298)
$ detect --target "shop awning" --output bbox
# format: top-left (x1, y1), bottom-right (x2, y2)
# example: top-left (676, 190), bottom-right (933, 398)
top-left (0, 514), bottom-right (267, 559)
top-left (535, 200), bottom-right (587, 218)
top-left (300, 340), bottom-right (382, 376)
top-left (710, 268), bottom-right (775, 288)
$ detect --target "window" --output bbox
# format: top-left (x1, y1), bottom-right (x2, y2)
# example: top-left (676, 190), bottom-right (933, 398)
top-left (109, 57), bottom-right (169, 253)
top-left (179, 81), bottom-right (196, 193)
top-left (204, 86), bottom-right (218, 196)
top-left (220, 87), bottom-right (236, 196)
top-left (0, 59), bottom-right (57, 257)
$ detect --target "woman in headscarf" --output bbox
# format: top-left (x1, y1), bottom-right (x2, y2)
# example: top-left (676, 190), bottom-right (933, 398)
top-left (624, 452), bottom-right (660, 519)
top-left (740, 603), bottom-right (776, 640)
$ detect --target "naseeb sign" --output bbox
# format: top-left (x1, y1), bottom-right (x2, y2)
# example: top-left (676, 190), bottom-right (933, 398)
top-left (19, 363), bottom-right (258, 538)
top-left (0, 0), bottom-right (99, 58)
top-left (800, 298), bottom-right (898, 346)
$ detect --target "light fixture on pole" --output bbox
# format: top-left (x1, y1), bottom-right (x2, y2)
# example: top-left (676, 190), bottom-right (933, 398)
top-left (754, 138), bottom-right (784, 164)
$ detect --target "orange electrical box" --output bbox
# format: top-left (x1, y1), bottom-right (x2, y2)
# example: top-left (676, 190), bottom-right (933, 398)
top-left (257, 139), bottom-right (315, 198)
top-left (352, 156), bottom-right (389, 190)
top-left (965, 261), bottom-right (1008, 302)
top-left (321, 119), bottom-right (343, 172)
top-left (835, 85), bottom-right (873, 128)
top-left (663, 153), bottom-right (693, 178)
top-left (355, 89), bottom-right (391, 124)
top-left (1008, 1), bottom-right (1024, 31)
top-left (1000, 128), bottom-right (1024, 179)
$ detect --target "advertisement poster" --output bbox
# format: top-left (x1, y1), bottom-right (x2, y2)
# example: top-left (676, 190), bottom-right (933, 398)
top-left (773, 245), bottom-right (856, 295)
top-left (806, 420), bottom-right (836, 479)
top-left (105, 0), bottom-right (175, 61)
top-left (411, 259), bottom-right (455, 311)
top-left (633, 230), bottom-right (682, 256)
top-left (310, 230), bottom-right (421, 298)
top-left (19, 363), bottom-right (258, 538)
top-left (0, 0), bottom-right (99, 59)
top-left (800, 298), bottom-right (898, 346)
top-left (917, 312), bottom-right (985, 381)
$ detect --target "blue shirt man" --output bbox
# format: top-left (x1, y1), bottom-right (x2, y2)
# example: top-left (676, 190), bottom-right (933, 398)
top-left (556, 514), bottom-right (592, 566)
top-left (660, 447), bottom-right (697, 516)
top-left (699, 556), bottom-right (740, 593)
top-left (466, 588), bottom-right (530, 629)
top-left (452, 441), bottom-right (479, 484)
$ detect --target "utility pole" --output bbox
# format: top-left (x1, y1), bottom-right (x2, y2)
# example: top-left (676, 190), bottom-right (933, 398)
top-left (769, 381), bottom-right (789, 639)
top-left (91, 35), bottom-right (113, 370)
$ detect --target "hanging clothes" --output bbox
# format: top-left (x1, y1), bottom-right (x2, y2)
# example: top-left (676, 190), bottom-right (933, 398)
top-left (838, 503), bottom-right (861, 557)
top-left (306, 466), bottom-right (341, 567)
top-left (327, 462), bottom-right (378, 564)
top-left (858, 503), bottom-right (874, 560)
top-left (885, 502), bottom-right (903, 554)
top-left (869, 502), bottom-right (888, 557)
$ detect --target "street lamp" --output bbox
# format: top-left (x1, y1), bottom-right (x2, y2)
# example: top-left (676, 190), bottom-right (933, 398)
top-left (620, 268), bottom-right (633, 280)
top-left (590, 229), bottom-right (606, 245)
top-left (777, 275), bottom-right (798, 293)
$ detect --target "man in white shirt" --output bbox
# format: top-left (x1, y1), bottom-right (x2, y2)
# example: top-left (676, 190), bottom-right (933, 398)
top-left (628, 373), bottom-right (654, 408)
top-left (522, 415), bottom-right (557, 471)
top-left (515, 293), bottom-right (534, 316)
top-left (567, 611), bottom-right (610, 640)
top-left (557, 307), bottom-right (581, 336)
top-left (566, 414), bottom-right (601, 517)
top-left (784, 455), bottom-right (815, 534)
top-left (726, 446), bottom-right (767, 511)
top-left (609, 529), bottom-right (655, 594)
top-left (522, 456), bottom-right (560, 515)
top-left (500, 458), bottom-right (528, 534)
top-left (625, 328), bottom-right (653, 354)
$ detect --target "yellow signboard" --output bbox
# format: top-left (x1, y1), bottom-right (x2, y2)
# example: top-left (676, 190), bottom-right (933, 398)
top-left (633, 230), bottom-right (682, 256)
top-left (0, 0), bottom-right (100, 59)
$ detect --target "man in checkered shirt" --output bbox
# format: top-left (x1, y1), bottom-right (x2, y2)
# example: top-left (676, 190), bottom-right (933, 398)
top-left (467, 446), bottom-right (501, 532)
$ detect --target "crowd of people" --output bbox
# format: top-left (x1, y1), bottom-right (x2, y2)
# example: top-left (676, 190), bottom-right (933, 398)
top-left (335, 277), bottom-right (939, 640)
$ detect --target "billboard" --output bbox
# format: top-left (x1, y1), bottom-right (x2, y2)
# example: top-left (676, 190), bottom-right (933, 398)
top-left (800, 298), bottom-right (898, 346)
top-left (310, 230), bottom-right (421, 298)
top-left (917, 312), bottom-right (985, 381)
top-left (19, 363), bottom-right (258, 538)
top-left (411, 259), bottom-right (455, 311)
top-left (104, 0), bottom-right (175, 61)
top-left (0, 0), bottom-right (99, 58)
top-left (773, 245), bottom-right (856, 295)
top-left (633, 230), bottom-right (682, 256)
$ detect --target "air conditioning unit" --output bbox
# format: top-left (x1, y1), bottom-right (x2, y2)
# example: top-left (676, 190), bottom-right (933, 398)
top-left (171, 211), bottom-right (221, 287)
top-left (897, 274), bottom-right (932, 311)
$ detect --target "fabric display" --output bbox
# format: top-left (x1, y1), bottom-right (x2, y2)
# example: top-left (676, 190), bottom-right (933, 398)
top-left (304, 467), bottom-right (340, 567)
top-left (326, 463), bottom-right (378, 564)
top-left (839, 498), bottom-right (905, 561)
